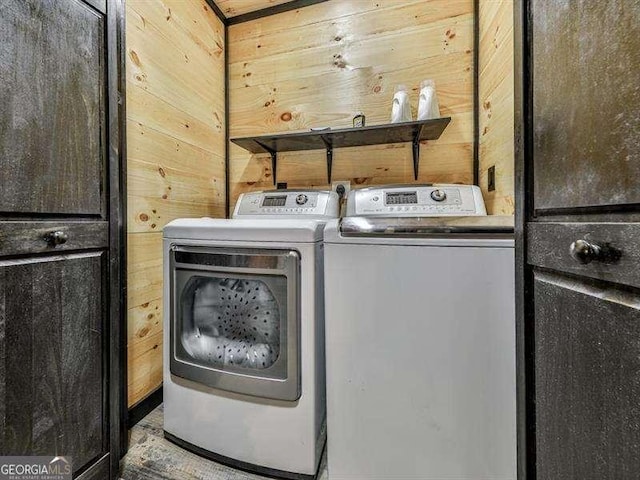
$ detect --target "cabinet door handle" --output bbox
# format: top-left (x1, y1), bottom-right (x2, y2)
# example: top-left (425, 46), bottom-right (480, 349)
top-left (569, 239), bottom-right (602, 264)
top-left (45, 230), bottom-right (69, 246)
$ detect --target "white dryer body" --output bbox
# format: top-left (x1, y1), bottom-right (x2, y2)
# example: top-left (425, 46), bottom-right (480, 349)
top-left (162, 190), bottom-right (338, 478)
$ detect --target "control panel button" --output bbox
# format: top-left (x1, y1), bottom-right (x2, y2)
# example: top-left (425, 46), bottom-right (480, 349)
top-left (296, 194), bottom-right (308, 205)
top-left (430, 189), bottom-right (447, 202)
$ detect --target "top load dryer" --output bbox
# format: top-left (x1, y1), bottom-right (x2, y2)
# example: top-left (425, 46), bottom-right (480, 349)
top-left (163, 190), bottom-right (338, 480)
top-left (324, 184), bottom-right (516, 480)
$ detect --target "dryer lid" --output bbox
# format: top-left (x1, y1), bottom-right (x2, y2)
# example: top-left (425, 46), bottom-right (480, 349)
top-left (339, 215), bottom-right (514, 237)
top-left (163, 218), bottom-right (327, 243)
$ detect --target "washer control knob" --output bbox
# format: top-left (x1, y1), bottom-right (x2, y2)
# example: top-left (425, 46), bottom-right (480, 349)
top-left (430, 189), bottom-right (447, 202)
top-left (295, 194), bottom-right (308, 205)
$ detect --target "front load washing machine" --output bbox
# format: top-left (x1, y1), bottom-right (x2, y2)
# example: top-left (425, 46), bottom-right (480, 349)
top-left (163, 190), bottom-right (339, 479)
top-left (324, 184), bottom-right (516, 479)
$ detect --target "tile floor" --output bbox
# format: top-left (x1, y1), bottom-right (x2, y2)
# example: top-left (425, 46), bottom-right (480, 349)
top-left (120, 404), bottom-right (328, 480)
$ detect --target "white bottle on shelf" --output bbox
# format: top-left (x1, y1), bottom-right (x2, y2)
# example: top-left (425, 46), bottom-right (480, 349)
top-left (417, 79), bottom-right (440, 120)
top-left (391, 84), bottom-right (412, 123)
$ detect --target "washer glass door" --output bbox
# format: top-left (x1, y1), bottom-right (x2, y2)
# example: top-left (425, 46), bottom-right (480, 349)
top-left (170, 246), bottom-right (300, 401)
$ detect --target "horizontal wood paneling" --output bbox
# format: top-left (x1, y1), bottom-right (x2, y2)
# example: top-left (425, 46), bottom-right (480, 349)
top-left (478, 0), bottom-right (515, 215)
top-left (231, 0), bottom-right (470, 39)
top-left (230, 54), bottom-right (473, 136)
top-left (230, 12), bottom-right (473, 79)
top-left (126, 0), bottom-right (225, 406)
top-left (126, 231), bottom-right (163, 407)
top-left (126, 232), bottom-right (163, 409)
top-left (228, 0), bottom-right (474, 208)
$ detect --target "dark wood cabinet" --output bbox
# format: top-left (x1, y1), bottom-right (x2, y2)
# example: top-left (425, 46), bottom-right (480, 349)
top-left (1, 254), bottom-right (105, 464)
top-left (529, 0), bottom-right (640, 212)
top-left (533, 272), bottom-right (640, 479)
top-left (516, 0), bottom-right (640, 478)
top-left (0, 0), bottom-right (125, 478)
top-left (0, 0), bottom-right (106, 216)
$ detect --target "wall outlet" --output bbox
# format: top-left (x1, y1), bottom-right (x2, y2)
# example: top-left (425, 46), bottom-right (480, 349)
top-left (488, 166), bottom-right (496, 192)
top-left (331, 180), bottom-right (351, 199)
top-left (276, 182), bottom-right (288, 190)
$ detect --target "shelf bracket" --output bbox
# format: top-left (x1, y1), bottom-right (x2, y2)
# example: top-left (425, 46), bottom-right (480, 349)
top-left (321, 136), bottom-right (333, 184)
top-left (269, 151), bottom-right (277, 186)
top-left (412, 124), bottom-right (426, 180)
top-left (254, 140), bottom-right (278, 185)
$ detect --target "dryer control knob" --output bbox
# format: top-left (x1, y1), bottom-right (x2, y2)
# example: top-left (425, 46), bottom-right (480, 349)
top-left (430, 189), bottom-right (447, 202)
top-left (296, 194), bottom-right (308, 205)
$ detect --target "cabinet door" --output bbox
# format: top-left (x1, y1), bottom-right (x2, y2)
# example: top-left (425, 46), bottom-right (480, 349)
top-left (518, 0), bottom-right (640, 478)
top-left (0, 252), bottom-right (105, 475)
top-left (533, 272), bottom-right (640, 478)
top-left (0, 0), bottom-right (105, 216)
top-left (531, 0), bottom-right (640, 212)
top-left (0, 0), bottom-right (124, 477)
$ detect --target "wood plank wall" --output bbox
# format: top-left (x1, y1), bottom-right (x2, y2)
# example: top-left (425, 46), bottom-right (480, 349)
top-left (125, 0), bottom-right (226, 407)
top-left (228, 0), bottom-right (475, 210)
top-left (478, 0), bottom-right (515, 214)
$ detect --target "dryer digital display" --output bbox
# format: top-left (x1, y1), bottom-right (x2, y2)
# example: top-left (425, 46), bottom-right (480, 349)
top-left (385, 191), bottom-right (418, 205)
top-left (262, 195), bottom-right (287, 207)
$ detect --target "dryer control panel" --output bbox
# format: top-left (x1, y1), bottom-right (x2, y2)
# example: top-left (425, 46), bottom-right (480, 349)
top-left (346, 184), bottom-right (487, 217)
top-left (233, 190), bottom-right (340, 219)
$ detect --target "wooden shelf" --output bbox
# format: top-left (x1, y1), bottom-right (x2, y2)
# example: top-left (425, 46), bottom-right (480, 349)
top-left (230, 117), bottom-right (451, 184)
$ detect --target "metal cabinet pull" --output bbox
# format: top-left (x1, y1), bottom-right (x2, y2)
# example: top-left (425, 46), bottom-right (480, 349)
top-left (45, 230), bottom-right (69, 246)
top-left (569, 239), bottom-right (602, 264)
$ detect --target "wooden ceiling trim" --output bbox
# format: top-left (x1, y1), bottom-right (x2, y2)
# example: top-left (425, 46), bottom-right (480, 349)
top-left (217, 0), bottom-right (295, 18)
top-left (209, 0), bottom-right (329, 24)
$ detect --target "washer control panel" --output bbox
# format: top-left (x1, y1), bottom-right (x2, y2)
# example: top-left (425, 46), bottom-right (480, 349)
top-left (346, 184), bottom-right (487, 217)
top-left (233, 190), bottom-right (340, 219)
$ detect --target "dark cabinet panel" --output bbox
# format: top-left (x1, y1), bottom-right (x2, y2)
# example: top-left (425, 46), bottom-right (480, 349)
top-left (531, 0), bottom-right (640, 212)
top-left (0, 0), bottom-right (105, 216)
top-left (534, 271), bottom-right (640, 479)
top-left (0, 0), bottom-right (124, 477)
top-left (0, 253), bottom-right (105, 474)
top-left (76, 455), bottom-right (110, 480)
top-left (0, 221), bottom-right (108, 256)
top-left (527, 222), bottom-right (640, 289)
top-left (520, 0), bottom-right (640, 478)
